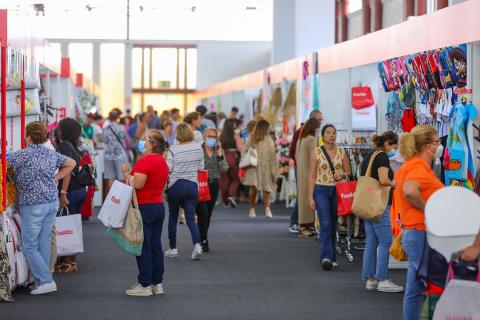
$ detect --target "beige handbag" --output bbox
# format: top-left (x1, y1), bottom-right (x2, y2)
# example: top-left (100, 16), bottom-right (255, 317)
top-left (351, 151), bottom-right (391, 221)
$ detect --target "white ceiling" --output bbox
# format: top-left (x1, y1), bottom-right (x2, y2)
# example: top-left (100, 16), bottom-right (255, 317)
top-left (1, 0), bottom-right (273, 41)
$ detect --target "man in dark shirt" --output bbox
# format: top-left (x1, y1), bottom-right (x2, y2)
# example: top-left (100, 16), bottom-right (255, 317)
top-left (146, 105), bottom-right (161, 130)
top-left (288, 110), bottom-right (323, 233)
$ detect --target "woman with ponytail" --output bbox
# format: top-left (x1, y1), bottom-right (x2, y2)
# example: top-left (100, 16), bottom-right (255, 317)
top-left (396, 125), bottom-right (444, 320)
top-left (121, 129), bottom-right (170, 297)
top-left (360, 131), bottom-right (404, 293)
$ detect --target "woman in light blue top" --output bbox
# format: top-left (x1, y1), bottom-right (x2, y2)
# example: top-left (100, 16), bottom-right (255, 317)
top-left (165, 123), bottom-right (205, 260)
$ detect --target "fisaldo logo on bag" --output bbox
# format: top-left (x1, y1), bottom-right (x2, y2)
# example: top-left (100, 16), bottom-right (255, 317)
top-left (111, 195), bottom-right (121, 204)
top-left (341, 192), bottom-right (355, 200)
top-left (56, 229), bottom-right (74, 236)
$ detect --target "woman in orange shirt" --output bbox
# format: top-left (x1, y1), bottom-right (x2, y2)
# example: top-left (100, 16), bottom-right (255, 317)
top-left (396, 125), bottom-right (444, 320)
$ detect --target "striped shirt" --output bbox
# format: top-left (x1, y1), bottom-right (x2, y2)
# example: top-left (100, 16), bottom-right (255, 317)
top-left (167, 142), bottom-right (205, 188)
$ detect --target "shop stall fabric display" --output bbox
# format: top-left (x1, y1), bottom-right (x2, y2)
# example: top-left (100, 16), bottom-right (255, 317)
top-left (379, 44), bottom-right (478, 190)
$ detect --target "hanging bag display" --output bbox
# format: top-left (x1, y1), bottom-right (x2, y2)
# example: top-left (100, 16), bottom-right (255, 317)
top-left (55, 207), bottom-right (84, 257)
top-left (106, 177), bottom-right (143, 256)
top-left (198, 170), bottom-right (211, 202)
top-left (351, 151), bottom-right (390, 221)
top-left (239, 147), bottom-right (258, 168)
top-left (351, 87), bottom-right (374, 109)
top-left (98, 179), bottom-right (133, 228)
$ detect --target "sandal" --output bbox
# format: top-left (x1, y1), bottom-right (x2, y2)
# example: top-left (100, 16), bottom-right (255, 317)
top-left (299, 229), bottom-right (316, 238)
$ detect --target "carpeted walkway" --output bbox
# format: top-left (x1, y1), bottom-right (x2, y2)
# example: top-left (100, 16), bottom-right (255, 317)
top-left (2, 203), bottom-right (404, 320)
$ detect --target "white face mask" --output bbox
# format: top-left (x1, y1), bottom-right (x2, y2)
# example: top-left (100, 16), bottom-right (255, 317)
top-left (435, 144), bottom-right (444, 159)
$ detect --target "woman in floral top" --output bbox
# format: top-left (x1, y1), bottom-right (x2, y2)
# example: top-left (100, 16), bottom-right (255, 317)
top-left (7, 122), bottom-right (76, 295)
top-left (196, 128), bottom-right (229, 252)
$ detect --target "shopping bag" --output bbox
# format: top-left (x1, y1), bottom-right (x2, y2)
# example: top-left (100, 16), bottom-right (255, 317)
top-left (98, 180), bottom-right (133, 228)
top-left (198, 170), bottom-right (211, 202)
top-left (239, 147), bottom-right (258, 168)
top-left (352, 151), bottom-right (390, 221)
top-left (106, 179), bottom-right (143, 256)
top-left (11, 213), bottom-right (29, 286)
top-left (433, 279), bottom-right (480, 319)
top-left (336, 180), bottom-right (357, 216)
top-left (390, 233), bottom-right (407, 262)
top-left (55, 208), bottom-right (84, 257)
top-left (2, 213), bottom-right (19, 290)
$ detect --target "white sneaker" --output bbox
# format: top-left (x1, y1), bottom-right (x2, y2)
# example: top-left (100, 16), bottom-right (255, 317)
top-left (125, 283), bottom-right (153, 297)
top-left (192, 243), bottom-right (203, 260)
top-left (377, 280), bottom-right (404, 293)
top-left (227, 197), bottom-right (237, 208)
top-left (165, 248), bottom-right (178, 258)
top-left (321, 259), bottom-right (332, 271)
top-left (248, 208), bottom-right (256, 218)
top-left (152, 284), bottom-right (165, 295)
top-left (366, 279), bottom-right (379, 291)
top-left (332, 262), bottom-right (338, 268)
top-left (265, 207), bottom-right (273, 219)
top-left (289, 224), bottom-right (299, 234)
top-left (30, 281), bottom-right (57, 295)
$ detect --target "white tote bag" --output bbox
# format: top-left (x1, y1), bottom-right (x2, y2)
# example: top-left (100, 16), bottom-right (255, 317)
top-left (239, 147), bottom-right (258, 168)
top-left (433, 279), bottom-right (480, 319)
top-left (98, 180), bottom-right (133, 228)
top-left (55, 208), bottom-right (84, 257)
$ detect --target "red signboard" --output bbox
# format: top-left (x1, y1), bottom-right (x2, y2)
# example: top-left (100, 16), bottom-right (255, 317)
top-left (351, 86), bottom-right (375, 109)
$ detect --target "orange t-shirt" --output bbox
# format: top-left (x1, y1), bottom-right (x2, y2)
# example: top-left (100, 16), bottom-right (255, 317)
top-left (396, 157), bottom-right (444, 231)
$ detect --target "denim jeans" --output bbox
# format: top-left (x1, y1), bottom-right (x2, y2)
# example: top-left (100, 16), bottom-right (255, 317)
top-left (402, 229), bottom-right (426, 320)
top-left (136, 203), bottom-right (165, 287)
top-left (66, 187), bottom-right (87, 214)
top-left (313, 185), bottom-right (337, 262)
top-left (361, 205), bottom-right (393, 281)
top-left (20, 201), bottom-right (58, 285)
top-left (166, 179), bottom-right (201, 249)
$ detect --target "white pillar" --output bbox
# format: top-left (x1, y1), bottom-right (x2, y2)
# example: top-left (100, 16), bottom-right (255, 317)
top-left (124, 41), bottom-right (133, 114)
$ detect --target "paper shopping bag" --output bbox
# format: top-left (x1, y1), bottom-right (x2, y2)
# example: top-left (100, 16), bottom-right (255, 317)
top-left (198, 170), bottom-right (211, 202)
top-left (336, 180), bottom-right (357, 216)
top-left (55, 208), bottom-right (84, 256)
top-left (98, 180), bottom-right (133, 228)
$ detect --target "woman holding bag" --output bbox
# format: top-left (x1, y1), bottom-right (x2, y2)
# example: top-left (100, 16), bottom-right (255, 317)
top-left (396, 125), bottom-right (444, 320)
top-left (121, 129), bottom-right (169, 297)
top-left (308, 124), bottom-right (351, 271)
top-left (360, 131), bottom-right (404, 293)
top-left (165, 123), bottom-right (204, 260)
top-left (196, 128), bottom-right (229, 252)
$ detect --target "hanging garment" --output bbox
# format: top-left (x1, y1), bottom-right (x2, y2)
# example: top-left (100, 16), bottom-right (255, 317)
top-left (445, 102), bottom-right (478, 189)
top-left (401, 108), bottom-right (416, 133)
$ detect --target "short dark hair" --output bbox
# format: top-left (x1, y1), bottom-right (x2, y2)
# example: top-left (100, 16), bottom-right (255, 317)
top-left (309, 110), bottom-right (321, 118)
top-left (184, 112), bottom-right (200, 124)
top-left (196, 105), bottom-right (208, 116)
top-left (58, 117), bottom-right (82, 146)
top-left (231, 106), bottom-right (239, 113)
top-left (171, 108), bottom-right (180, 114)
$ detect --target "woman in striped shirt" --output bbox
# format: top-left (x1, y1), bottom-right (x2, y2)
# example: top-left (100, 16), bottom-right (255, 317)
top-left (165, 123), bottom-right (205, 260)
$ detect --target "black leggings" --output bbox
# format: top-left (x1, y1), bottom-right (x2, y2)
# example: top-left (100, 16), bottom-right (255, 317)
top-left (196, 180), bottom-right (220, 242)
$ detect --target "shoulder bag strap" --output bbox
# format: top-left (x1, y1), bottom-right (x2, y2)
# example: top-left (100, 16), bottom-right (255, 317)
top-left (320, 145), bottom-right (336, 175)
top-left (128, 176), bottom-right (139, 209)
top-left (365, 151), bottom-right (380, 177)
top-left (108, 126), bottom-right (126, 151)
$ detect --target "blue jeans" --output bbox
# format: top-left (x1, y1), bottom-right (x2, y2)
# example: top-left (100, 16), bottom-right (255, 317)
top-left (402, 229), bottom-right (426, 320)
top-left (20, 201), bottom-right (58, 285)
top-left (136, 203), bottom-right (165, 287)
top-left (362, 205), bottom-right (393, 281)
top-left (66, 187), bottom-right (87, 214)
top-left (166, 179), bottom-right (201, 249)
top-left (314, 185), bottom-right (337, 262)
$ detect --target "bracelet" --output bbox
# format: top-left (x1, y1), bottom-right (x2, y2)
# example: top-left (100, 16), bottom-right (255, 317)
top-left (60, 190), bottom-right (68, 195)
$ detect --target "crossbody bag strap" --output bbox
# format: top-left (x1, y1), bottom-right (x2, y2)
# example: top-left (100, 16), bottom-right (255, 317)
top-left (365, 151), bottom-right (380, 177)
top-left (108, 125), bottom-right (126, 151)
top-left (320, 145), bottom-right (336, 175)
top-left (128, 176), bottom-right (139, 209)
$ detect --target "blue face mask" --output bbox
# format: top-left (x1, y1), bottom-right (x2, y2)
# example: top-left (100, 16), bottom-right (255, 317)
top-left (138, 140), bottom-right (146, 154)
top-left (206, 138), bottom-right (217, 148)
top-left (387, 150), bottom-right (397, 158)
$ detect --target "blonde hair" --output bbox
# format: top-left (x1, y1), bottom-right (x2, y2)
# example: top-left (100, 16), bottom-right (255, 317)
top-left (203, 127), bottom-right (219, 138)
top-left (399, 125), bottom-right (438, 160)
top-left (176, 123), bottom-right (194, 143)
top-left (249, 119), bottom-right (270, 145)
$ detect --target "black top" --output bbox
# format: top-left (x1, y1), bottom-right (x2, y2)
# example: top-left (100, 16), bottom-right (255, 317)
top-left (57, 141), bottom-right (83, 192)
top-left (360, 151), bottom-right (394, 205)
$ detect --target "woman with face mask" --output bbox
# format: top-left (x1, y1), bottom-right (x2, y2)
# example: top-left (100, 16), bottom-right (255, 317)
top-left (396, 125), bottom-right (444, 320)
top-left (121, 129), bottom-right (169, 297)
top-left (196, 128), bottom-right (229, 252)
top-left (360, 131), bottom-right (404, 293)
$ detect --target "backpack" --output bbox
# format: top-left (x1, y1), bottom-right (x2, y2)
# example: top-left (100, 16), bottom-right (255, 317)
top-left (427, 52), bottom-right (443, 89)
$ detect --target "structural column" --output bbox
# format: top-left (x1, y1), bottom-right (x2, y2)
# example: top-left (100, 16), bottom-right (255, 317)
top-left (370, 0), bottom-right (382, 31)
top-left (417, 0), bottom-right (427, 15)
top-left (124, 41), bottom-right (132, 114)
top-left (436, 0), bottom-right (448, 10)
top-left (405, 0), bottom-right (414, 18)
top-left (362, 0), bottom-right (371, 35)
